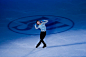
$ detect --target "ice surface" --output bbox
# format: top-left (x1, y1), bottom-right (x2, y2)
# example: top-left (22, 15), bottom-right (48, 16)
top-left (0, 30), bottom-right (86, 57)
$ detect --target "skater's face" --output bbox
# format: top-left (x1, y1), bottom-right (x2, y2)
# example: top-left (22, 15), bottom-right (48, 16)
top-left (37, 21), bottom-right (40, 25)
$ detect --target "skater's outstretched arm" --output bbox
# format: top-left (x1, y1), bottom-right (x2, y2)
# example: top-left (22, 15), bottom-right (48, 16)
top-left (42, 20), bottom-right (48, 24)
top-left (35, 24), bottom-right (39, 29)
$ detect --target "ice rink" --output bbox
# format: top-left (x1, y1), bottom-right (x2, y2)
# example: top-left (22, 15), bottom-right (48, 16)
top-left (0, 0), bottom-right (86, 57)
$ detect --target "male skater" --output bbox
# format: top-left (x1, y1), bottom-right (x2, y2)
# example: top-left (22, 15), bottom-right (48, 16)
top-left (35, 20), bottom-right (48, 48)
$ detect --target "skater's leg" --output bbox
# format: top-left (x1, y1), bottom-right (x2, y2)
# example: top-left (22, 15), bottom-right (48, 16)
top-left (36, 39), bottom-right (41, 48)
top-left (41, 39), bottom-right (46, 46)
top-left (36, 39), bottom-right (46, 48)
top-left (36, 32), bottom-right (43, 48)
top-left (40, 32), bottom-right (46, 48)
top-left (36, 32), bottom-right (46, 48)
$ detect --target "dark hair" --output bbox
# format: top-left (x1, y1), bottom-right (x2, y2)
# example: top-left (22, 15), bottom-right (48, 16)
top-left (36, 20), bottom-right (39, 25)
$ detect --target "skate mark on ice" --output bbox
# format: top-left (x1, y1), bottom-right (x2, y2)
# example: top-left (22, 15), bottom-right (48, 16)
top-left (47, 42), bottom-right (86, 48)
top-left (22, 48), bottom-right (43, 57)
top-left (22, 48), bottom-right (35, 57)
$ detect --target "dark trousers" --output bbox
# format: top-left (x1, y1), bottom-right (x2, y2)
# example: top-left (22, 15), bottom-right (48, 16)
top-left (36, 31), bottom-right (46, 47)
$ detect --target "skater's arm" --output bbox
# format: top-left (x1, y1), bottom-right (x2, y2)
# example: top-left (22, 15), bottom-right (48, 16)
top-left (42, 20), bottom-right (48, 23)
top-left (35, 24), bottom-right (39, 29)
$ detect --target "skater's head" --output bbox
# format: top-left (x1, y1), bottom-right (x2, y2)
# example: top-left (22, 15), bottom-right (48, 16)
top-left (36, 20), bottom-right (41, 25)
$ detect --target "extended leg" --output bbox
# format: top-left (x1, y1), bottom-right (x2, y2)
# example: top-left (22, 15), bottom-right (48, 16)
top-left (36, 39), bottom-right (41, 48)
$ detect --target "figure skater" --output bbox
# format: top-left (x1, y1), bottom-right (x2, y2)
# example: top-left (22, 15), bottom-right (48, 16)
top-left (35, 20), bottom-right (48, 48)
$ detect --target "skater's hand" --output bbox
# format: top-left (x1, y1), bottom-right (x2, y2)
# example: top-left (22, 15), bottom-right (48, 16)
top-left (35, 24), bottom-right (36, 26)
top-left (41, 21), bottom-right (42, 22)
